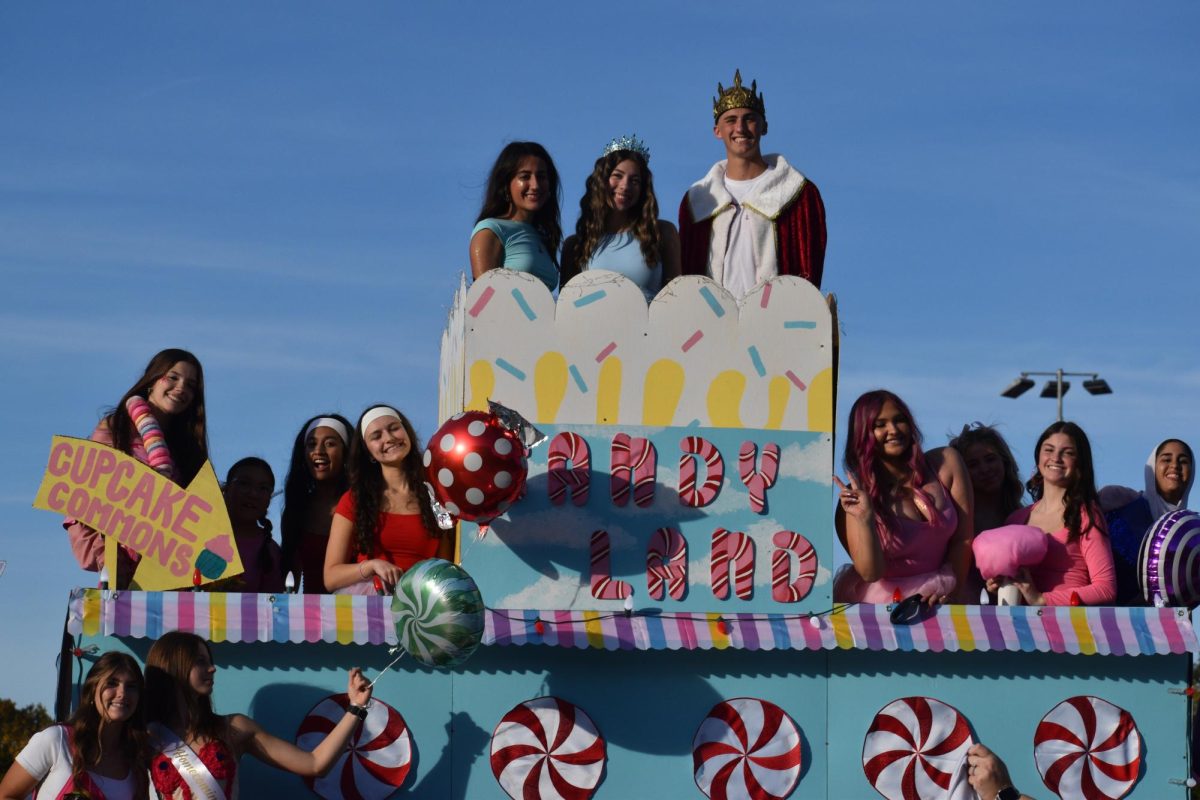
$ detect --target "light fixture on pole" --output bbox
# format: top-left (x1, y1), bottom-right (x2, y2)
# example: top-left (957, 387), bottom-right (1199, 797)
top-left (1000, 370), bottom-right (1112, 421)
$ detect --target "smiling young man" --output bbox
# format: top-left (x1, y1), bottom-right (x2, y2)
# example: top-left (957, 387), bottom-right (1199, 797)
top-left (679, 70), bottom-right (827, 298)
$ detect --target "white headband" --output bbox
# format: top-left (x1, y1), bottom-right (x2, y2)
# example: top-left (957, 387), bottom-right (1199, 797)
top-left (304, 417), bottom-right (350, 446)
top-left (360, 406), bottom-right (402, 436)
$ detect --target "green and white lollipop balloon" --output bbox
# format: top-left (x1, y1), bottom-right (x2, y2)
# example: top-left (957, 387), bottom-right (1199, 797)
top-left (391, 558), bottom-right (485, 668)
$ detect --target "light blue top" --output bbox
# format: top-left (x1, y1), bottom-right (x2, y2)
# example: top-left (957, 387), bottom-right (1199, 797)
top-left (585, 231), bottom-right (661, 302)
top-left (471, 218), bottom-right (558, 292)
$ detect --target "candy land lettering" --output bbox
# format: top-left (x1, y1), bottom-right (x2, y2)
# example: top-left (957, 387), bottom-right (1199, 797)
top-left (479, 428), bottom-right (823, 609)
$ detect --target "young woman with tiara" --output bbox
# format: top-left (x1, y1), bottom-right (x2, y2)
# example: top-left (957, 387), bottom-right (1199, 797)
top-left (1100, 438), bottom-right (1194, 604)
top-left (145, 632), bottom-right (371, 798)
top-left (210, 457), bottom-right (285, 593)
top-left (65, 348), bottom-right (210, 589)
top-left (280, 414), bottom-right (352, 593)
top-left (470, 141), bottom-right (563, 292)
top-left (1, 652), bottom-right (151, 800)
top-left (997, 421), bottom-right (1115, 606)
top-left (833, 390), bottom-right (974, 605)
top-left (323, 405), bottom-right (454, 594)
top-left (560, 135), bottom-right (681, 302)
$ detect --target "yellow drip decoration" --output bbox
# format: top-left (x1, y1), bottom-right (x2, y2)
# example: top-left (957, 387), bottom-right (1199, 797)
top-left (534, 352), bottom-right (568, 424)
top-left (466, 360), bottom-right (495, 412)
top-left (596, 357), bottom-right (622, 424)
top-left (642, 359), bottom-right (685, 426)
top-left (808, 368), bottom-right (834, 432)
top-left (766, 376), bottom-right (791, 429)
top-left (707, 370), bottom-right (746, 428)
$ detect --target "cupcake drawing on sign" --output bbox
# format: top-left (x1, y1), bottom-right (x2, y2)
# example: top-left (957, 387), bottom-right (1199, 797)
top-left (196, 534), bottom-right (234, 579)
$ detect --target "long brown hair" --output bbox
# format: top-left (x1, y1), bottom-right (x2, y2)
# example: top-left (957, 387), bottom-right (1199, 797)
top-left (348, 405), bottom-right (441, 558)
top-left (1027, 421), bottom-right (1104, 542)
top-left (69, 651), bottom-right (151, 797)
top-left (572, 149), bottom-right (660, 269)
top-left (144, 632), bottom-right (227, 744)
top-left (106, 349), bottom-right (209, 484)
top-left (475, 141), bottom-right (563, 264)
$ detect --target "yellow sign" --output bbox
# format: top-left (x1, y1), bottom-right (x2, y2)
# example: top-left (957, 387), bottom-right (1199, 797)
top-left (34, 436), bottom-right (242, 590)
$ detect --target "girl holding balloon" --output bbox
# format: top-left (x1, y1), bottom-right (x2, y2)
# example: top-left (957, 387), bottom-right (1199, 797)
top-left (323, 405), bottom-right (454, 593)
top-left (144, 631), bottom-right (371, 798)
top-left (1100, 437), bottom-right (1193, 604)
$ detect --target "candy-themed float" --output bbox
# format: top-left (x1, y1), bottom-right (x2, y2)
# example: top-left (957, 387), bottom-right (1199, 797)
top-left (52, 269), bottom-right (1197, 798)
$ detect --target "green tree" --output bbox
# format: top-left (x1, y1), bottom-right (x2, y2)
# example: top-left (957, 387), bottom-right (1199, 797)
top-left (0, 697), bottom-right (52, 775)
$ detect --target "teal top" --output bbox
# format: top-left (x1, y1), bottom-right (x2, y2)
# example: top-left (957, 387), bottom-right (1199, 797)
top-left (586, 231), bottom-right (661, 302)
top-left (471, 218), bottom-right (558, 292)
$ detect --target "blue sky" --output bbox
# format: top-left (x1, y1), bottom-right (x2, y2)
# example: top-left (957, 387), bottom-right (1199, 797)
top-left (2, 3), bottom-right (1197, 706)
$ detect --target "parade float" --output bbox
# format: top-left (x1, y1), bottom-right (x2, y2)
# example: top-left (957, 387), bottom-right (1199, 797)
top-left (47, 269), bottom-right (1198, 798)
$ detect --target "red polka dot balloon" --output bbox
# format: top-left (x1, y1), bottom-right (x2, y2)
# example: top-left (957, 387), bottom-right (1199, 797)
top-left (424, 410), bottom-right (527, 522)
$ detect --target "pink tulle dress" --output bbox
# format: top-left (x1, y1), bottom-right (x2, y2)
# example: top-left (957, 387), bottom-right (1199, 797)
top-left (834, 486), bottom-right (958, 603)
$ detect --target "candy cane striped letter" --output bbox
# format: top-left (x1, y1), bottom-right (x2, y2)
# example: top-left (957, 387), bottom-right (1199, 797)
top-left (678, 436), bottom-right (724, 508)
top-left (610, 433), bottom-right (657, 508)
top-left (711, 528), bottom-right (755, 600)
top-left (590, 530), bottom-right (632, 600)
top-left (547, 431), bottom-right (590, 506)
top-left (646, 527), bottom-right (688, 601)
top-left (738, 441), bottom-right (780, 514)
top-left (771, 530), bottom-right (818, 602)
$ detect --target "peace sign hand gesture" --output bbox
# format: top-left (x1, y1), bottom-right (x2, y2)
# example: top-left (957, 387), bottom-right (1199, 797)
top-left (834, 474), bottom-right (874, 523)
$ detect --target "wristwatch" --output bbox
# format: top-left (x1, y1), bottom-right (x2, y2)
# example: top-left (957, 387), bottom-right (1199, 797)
top-left (996, 787), bottom-right (1020, 800)
top-left (346, 702), bottom-right (369, 720)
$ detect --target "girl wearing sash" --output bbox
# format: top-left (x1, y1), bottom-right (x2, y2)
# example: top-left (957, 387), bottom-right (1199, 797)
top-left (833, 390), bottom-right (974, 605)
top-left (324, 405), bottom-right (454, 594)
top-left (0, 652), bottom-right (151, 799)
top-left (65, 349), bottom-right (210, 589)
top-left (561, 136), bottom-right (682, 302)
top-left (469, 141), bottom-right (563, 292)
top-left (145, 632), bottom-right (371, 799)
top-left (280, 414), bottom-right (352, 593)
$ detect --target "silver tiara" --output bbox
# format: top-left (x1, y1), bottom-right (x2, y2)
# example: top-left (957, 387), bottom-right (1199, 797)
top-left (601, 134), bottom-right (650, 162)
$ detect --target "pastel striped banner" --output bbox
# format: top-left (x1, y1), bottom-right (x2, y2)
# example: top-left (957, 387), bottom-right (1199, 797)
top-left (65, 591), bottom-right (1198, 657)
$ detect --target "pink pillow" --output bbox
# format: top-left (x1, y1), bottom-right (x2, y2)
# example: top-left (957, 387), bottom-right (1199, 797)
top-left (972, 524), bottom-right (1048, 581)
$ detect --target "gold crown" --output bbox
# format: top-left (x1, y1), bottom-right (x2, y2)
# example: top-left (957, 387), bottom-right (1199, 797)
top-left (713, 69), bottom-right (766, 123)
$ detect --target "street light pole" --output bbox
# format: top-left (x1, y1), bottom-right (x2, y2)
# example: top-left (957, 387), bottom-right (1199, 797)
top-left (1000, 369), bottom-right (1112, 421)
top-left (1056, 367), bottom-right (1064, 422)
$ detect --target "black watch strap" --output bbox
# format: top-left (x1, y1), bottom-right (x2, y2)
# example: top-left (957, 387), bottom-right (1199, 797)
top-left (346, 703), bottom-right (369, 720)
top-left (997, 787), bottom-right (1020, 800)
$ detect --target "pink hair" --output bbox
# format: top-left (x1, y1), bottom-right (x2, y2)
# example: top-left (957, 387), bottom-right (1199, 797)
top-left (844, 390), bottom-right (931, 536)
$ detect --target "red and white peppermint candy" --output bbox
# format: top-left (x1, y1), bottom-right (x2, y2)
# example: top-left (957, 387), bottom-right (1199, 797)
top-left (1034, 696), bottom-right (1142, 800)
top-left (490, 696), bottom-right (606, 800)
top-left (296, 694), bottom-right (412, 800)
top-left (862, 696), bottom-right (974, 800)
top-left (692, 697), bottom-right (802, 799)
